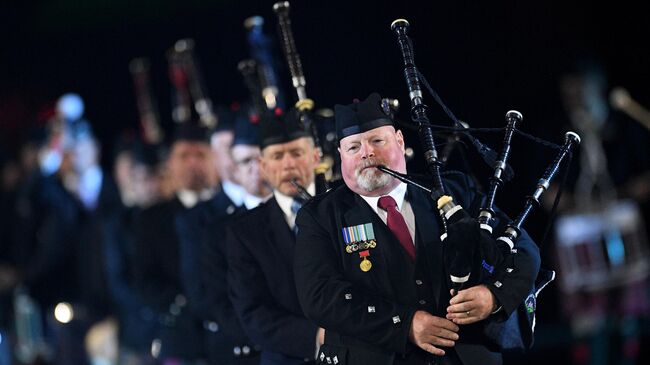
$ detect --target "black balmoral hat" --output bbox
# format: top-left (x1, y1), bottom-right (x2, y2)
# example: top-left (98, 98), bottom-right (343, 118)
top-left (233, 106), bottom-right (260, 147)
top-left (334, 92), bottom-right (394, 142)
top-left (171, 122), bottom-right (211, 144)
top-left (213, 104), bottom-right (237, 133)
top-left (259, 108), bottom-right (311, 150)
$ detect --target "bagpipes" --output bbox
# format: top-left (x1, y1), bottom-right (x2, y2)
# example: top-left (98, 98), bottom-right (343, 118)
top-left (273, 1), bottom-right (334, 196)
top-left (238, 12), bottom-right (313, 202)
top-left (238, 57), bottom-right (313, 202)
top-left (129, 57), bottom-right (165, 145)
top-left (239, 16), bottom-right (282, 122)
top-left (385, 17), bottom-right (580, 331)
top-left (244, 15), bottom-right (285, 112)
top-left (239, 13), bottom-right (279, 125)
top-left (166, 39), bottom-right (218, 129)
top-left (238, 58), bottom-right (269, 123)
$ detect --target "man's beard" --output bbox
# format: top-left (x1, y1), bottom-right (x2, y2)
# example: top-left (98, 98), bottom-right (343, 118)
top-left (355, 158), bottom-right (391, 192)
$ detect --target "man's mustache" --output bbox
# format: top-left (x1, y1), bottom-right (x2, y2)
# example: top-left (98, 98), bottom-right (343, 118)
top-left (355, 158), bottom-right (386, 175)
top-left (281, 174), bottom-right (301, 183)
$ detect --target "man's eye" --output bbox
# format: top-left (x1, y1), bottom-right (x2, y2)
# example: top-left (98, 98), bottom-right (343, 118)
top-left (347, 146), bottom-right (359, 152)
top-left (237, 158), bottom-right (253, 166)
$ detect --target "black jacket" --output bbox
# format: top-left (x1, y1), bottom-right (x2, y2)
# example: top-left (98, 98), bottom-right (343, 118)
top-left (294, 172), bottom-right (541, 365)
top-left (134, 196), bottom-right (204, 360)
top-left (177, 191), bottom-right (259, 364)
top-left (227, 197), bottom-right (318, 364)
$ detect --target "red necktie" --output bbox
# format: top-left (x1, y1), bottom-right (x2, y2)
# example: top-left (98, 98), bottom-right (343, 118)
top-left (378, 196), bottom-right (416, 261)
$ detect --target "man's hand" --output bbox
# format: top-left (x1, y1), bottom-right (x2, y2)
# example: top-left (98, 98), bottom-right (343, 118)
top-left (409, 310), bottom-right (459, 356)
top-left (446, 285), bottom-right (496, 325)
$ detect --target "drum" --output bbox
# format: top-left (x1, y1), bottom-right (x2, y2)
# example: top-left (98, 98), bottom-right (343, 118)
top-left (554, 199), bottom-right (650, 292)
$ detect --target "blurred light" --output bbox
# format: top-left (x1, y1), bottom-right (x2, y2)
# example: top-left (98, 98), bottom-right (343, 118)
top-left (263, 91), bottom-right (277, 109)
top-left (316, 108), bottom-right (334, 118)
top-left (151, 339), bottom-right (161, 358)
top-left (405, 147), bottom-right (414, 159)
top-left (39, 149), bottom-right (62, 176)
top-left (56, 93), bottom-right (85, 121)
top-left (54, 302), bottom-right (74, 323)
top-left (605, 230), bottom-right (625, 266)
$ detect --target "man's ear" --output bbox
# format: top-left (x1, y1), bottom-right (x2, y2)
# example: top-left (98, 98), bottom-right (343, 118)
top-left (396, 129), bottom-right (406, 153)
top-left (258, 154), bottom-right (269, 180)
top-left (313, 145), bottom-right (321, 164)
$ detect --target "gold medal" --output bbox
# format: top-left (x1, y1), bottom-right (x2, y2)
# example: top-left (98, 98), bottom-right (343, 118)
top-left (345, 245), bottom-right (353, 253)
top-left (360, 258), bottom-right (372, 272)
top-left (359, 250), bottom-right (372, 272)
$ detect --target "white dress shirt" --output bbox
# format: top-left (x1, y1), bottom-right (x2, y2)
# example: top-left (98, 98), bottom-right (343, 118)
top-left (177, 188), bottom-right (216, 209)
top-left (274, 182), bottom-right (316, 229)
top-left (222, 179), bottom-right (246, 207)
top-left (242, 192), bottom-right (269, 210)
top-left (359, 182), bottom-right (416, 245)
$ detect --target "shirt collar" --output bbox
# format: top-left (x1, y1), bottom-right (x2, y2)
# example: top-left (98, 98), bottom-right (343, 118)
top-left (242, 192), bottom-right (270, 210)
top-left (274, 182), bottom-right (316, 218)
top-left (360, 182), bottom-right (408, 213)
top-left (222, 180), bottom-right (245, 207)
top-left (177, 188), bottom-right (216, 209)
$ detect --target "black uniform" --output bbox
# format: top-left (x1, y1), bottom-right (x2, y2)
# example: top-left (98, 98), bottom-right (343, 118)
top-left (134, 196), bottom-right (205, 361)
top-left (101, 186), bottom-right (158, 358)
top-left (294, 172), bottom-right (541, 365)
top-left (133, 123), bottom-right (222, 362)
top-left (227, 197), bottom-right (318, 365)
top-left (176, 190), bottom-right (259, 364)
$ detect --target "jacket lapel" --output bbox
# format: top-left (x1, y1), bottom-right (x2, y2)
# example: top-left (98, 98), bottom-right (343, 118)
top-left (342, 190), bottom-right (416, 301)
top-left (208, 190), bottom-right (242, 219)
top-left (265, 197), bottom-right (297, 267)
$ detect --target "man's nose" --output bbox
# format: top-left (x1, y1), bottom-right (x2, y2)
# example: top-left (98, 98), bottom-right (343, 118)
top-left (281, 153), bottom-right (296, 169)
top-left (250, 161), bottom-right (260, 174)
top-left (360, 142), bottom-right (375, 159)
top-left (186, 154), bottom-right (203, 167)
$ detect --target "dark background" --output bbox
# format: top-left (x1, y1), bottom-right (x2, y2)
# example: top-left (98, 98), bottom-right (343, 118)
top-left (4, 0), bottom-right (649, 195)
top-left (2, 0), bottom-right (649, 155)
top-left (2, 1), bottom-right (649, 363)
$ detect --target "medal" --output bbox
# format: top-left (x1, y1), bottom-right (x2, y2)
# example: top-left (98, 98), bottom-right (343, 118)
top-left (359, 250), bottom-right (372, 272)
top-left (342, 224), bottom-right (377, 269)
top-left (360, 259), bottom-right (372, 272)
